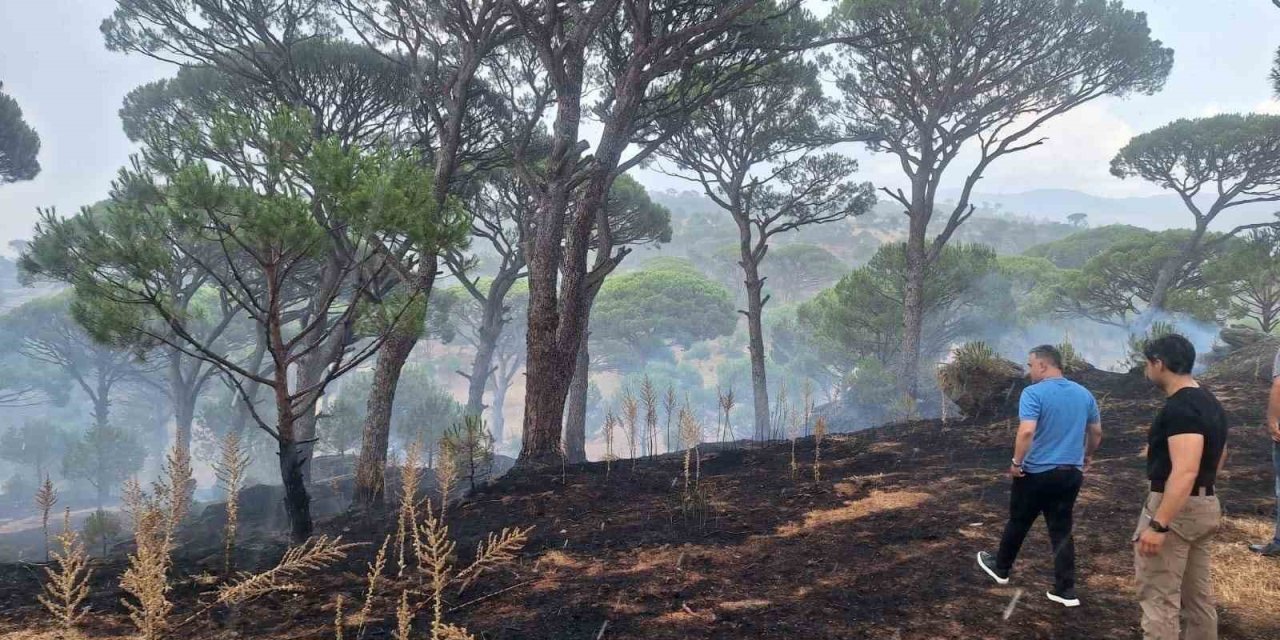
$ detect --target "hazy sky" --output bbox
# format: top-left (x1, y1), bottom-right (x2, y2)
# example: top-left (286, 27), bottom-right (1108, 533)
top-left (2, 0), bottom-right (1279, 255)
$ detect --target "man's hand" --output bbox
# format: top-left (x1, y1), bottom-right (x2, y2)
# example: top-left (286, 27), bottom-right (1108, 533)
top-left (1083, 456), bottom-right (1093, 473)
top-left (1008, 464), bottom-right (1026, 479)
top-left (1136, 528), bottom-right (1166, 557)
top-left (1269, 421), bottom-right (1280, 443)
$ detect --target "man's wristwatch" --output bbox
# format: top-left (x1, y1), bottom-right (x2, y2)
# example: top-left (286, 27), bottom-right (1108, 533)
top-left (1011, 458), bottom-right (1023, 468)
top-left (1148, 519), bottom-right (1170, 533)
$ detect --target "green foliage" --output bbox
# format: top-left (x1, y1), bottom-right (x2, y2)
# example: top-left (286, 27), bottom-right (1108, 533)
top-left (765, 244), bottom-right (849, 304)
top-left (82, 509), bottom-right (123, 557)
top-left (797, 242), bottom-right (1014, 373)
top-left (1111, 114), bottom-right (1280, 193)
top-left (317, 392), bottom-right (365, 458)
top-left (619, 362), bottom-right (715, 421)
top-left (1056, 341), bottom-right (1090, 375)
top-left (1127, 321), bottom-right (1178, 371)
top-left (0, 420), bottom-right (67, 482)
top-left (995, 255), bottom-right (1067, 323)
top-left (1054, 229), bottom-right (1232, 325)
top-left (62, 425), bottom-right (147, 502)
top-left (334, 366), bottom-right (465, 451)
top-left (591, 264), bottom-right (737, 369)
top-left (1023, 225), bottom-right (1154, 269)
top-left (1202, 228), bottom-right (1280, 333)
top-left (441, 415), bottom-right (495, 492)
top-left (0, 84), bottom-right (41, 184)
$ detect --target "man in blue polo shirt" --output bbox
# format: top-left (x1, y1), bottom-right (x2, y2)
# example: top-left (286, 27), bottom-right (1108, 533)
top-left (977, 344), bottom-right (1103, 607)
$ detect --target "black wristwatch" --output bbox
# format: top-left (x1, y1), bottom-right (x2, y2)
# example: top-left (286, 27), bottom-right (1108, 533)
top-left (1148, 519), bottom-right (1170, 533)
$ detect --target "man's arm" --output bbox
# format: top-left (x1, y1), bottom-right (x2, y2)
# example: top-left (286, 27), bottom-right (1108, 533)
top-left (1268, 376), bottom-right (1280, 443)
top-left (1084, 420), bottom-right (1102, 467)
top-left (1152, 433), bottom-right (1205, 526)
top-left (1011, 419), bottom-right (1037, 478)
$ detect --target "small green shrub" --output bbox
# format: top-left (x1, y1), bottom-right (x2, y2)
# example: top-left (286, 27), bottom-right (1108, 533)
top-left (1127, 321), bottom-right (1177, 371)
top-left (1056, 341), bottom-right (1090, 374)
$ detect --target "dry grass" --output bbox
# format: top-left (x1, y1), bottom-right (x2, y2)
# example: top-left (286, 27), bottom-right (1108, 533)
top-left (119, 445), bottom-right (193, 640)
top-left (1212, 516), bottom-right (1280, 627)
top-left (622, 388), bottom-right (639, 466)
top-left (641, 375), bottom-right (658, 457)
top-left (778, 489), bottom-right (931, 537)
top-left (34, 476), bottom-right (57, 564)
top-left (396, 441), bottom-right (424, 577)
top-left (214, 432), bottom-right (250, 578)
top-left (813, 416), bottom-right (827, 483)
top-left (215, 535), bottom-right (356, 606)
top-left (37, 508), bottom-right (92, 631)
top-left (717, 386), bottom-right (736, 444)
top-left (603, 411), bottom-right (617, 480)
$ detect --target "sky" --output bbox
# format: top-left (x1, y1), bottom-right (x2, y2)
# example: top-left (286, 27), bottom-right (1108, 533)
top-left (2, 0), bottom-right (1280, 255)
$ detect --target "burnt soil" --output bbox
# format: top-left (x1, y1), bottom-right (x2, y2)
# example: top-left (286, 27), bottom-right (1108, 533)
top-left (1, 374), bottom-right (1277, 640)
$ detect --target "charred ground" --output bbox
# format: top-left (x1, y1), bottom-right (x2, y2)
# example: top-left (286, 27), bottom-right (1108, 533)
top-left (1, 372), bottom-right (1276, 640)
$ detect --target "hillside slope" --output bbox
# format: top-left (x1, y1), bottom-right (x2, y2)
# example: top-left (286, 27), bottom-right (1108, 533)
top-left (0, 376), bottom-right (1276, 640)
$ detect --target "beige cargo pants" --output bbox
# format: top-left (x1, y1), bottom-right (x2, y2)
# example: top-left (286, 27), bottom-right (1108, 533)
top-left (1132, 491), bottom-right (1222, 640)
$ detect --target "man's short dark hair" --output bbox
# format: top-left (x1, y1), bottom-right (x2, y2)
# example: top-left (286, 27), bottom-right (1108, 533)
top-left (1029, 344), bottom-right (1063, 369)
top-left (1143, 333), bottom-right (1196, 375)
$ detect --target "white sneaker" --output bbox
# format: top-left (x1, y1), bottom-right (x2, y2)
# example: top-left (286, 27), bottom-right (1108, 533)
top-left (977, 551), bottom-right (1009, 585)
top-left (1046, 590), bottom-right (1080, 607)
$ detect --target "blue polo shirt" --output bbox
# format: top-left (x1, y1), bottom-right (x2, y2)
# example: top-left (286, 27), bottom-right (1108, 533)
top-left (1019, 377), bottom-right (1099, 473)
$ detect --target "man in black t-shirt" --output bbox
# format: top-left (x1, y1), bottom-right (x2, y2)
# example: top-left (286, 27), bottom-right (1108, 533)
top-left (1132, 333), bottom-right (1228, 640)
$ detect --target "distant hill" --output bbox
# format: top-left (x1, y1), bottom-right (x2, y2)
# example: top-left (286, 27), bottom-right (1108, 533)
top-left (649, 189), bottom-right (1080, 264)
top-left (940, 188), bottom-right (1279, 231)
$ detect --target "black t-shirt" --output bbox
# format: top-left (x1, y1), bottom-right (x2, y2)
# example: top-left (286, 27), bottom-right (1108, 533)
top-left (1147, 386), bottom-right (1228, 489)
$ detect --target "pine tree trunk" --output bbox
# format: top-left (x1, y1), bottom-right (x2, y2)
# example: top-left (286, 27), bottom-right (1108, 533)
top-left (278, 439), bottom-right (313, 542)
top-left (563, 333), bottom-right (591, 464)
top-left (352, 330), bottom-right (417, 511)
top-left (464, 313), bottom-right (502, 418)
top-left (276, 402), bottom-right (312, 542)
top-left (1148, 225), bottom-right (1207, 315)
top-left (745, 274), bottom-right (770, 442)
top-left (898, 224), bottom-right (928, 402)
top-left (173, 392), bottom-right (196, 460)
top-left (490, 375), bottom-right (509, 447)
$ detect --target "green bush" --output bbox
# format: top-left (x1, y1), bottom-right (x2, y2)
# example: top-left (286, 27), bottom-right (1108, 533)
top-left (1056, 341), bottom-right (1091, 374)
top-left (1127, 321), bottom-right (1177, 371)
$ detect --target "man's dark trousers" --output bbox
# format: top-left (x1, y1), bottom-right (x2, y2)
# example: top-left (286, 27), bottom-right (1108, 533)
top-left (995, 467), bottom-right (1084, 592)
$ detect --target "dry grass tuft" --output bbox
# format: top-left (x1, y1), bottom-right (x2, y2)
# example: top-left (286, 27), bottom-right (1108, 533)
top-left (1212, 516), bottom-right (1280, 627)
top-left (356, 534), bottom-right (390, 635)
top-left (214, 432), bottom-right (250, 578)
top-left (640, 375), bottom-right (659, 458)
top-left (397, 440), bottom-right (424, 577)
top-left (813, 416), bottom-right (828, 482)
top-left (395, 590), bottom-right (412, 640)
top-left (216, 535), bottom-right (356, 606)
top-left (120, 506), bottom-right (173, 640)
top-left (34, 476), bottom-right (57, 564)
top-left (38, 508), bottom-right (92, 631)
top-left (779, 489), bottom-right (930, 536)
top-left (622, 388), bottom-right (639, 467)
top-left (603, 411), bottom-right (617, 480)
top-left (717, 386), bottom-right (736, 444)
top-left (334, 594), bottom-right (345, 640)
top-left (119, 443), bottom-right (194, 640)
